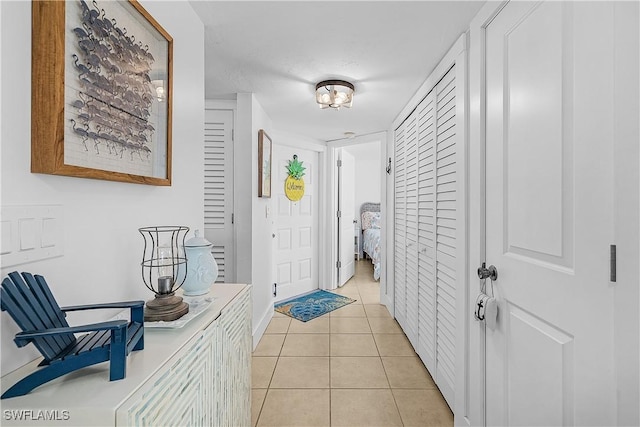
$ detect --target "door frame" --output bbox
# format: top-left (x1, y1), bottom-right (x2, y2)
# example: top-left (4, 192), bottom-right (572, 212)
top-left (205, 99), bottom-right (237, 283)
top-left (269, 130), bottom-right (328, 293)
top-left (326, 133), bottom-right (387, 293)
top-left (468, 3), bottom-right (507, 426)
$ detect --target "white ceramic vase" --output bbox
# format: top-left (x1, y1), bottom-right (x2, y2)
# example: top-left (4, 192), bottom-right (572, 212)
top-left (181, 230), bottom-right (218, 296)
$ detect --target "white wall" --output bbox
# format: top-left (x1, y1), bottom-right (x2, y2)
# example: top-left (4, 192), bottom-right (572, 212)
top-left (343, 141), bottom-right (381, 256)
top-left (236, 93), bottom-right (275, 348)
top-left (0, 1), bottom-right (205, 375)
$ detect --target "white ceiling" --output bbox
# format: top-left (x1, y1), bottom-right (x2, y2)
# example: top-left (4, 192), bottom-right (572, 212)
top-left (189, 1), bottom-right (485, 142)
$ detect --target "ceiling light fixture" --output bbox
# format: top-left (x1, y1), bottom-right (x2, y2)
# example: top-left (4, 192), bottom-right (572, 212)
top-left (344, 131), bottom-right (356, 139)
top-left (315, 80), bottom-right (354, 110)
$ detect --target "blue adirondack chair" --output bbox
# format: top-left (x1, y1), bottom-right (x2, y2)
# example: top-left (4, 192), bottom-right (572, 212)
top-left (1, 271), bottom-right (144, 399)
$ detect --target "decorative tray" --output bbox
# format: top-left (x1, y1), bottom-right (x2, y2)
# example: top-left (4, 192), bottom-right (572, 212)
top-left (111, 296), bottom-right (214, 329)
top-left (146, 296), bottom-right (214, 329)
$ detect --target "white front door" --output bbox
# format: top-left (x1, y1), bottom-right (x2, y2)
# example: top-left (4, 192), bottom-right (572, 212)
top-left (484, 2), bottom-right (616, 425)
top-left (338, 148), bottom-right (355, 286)
top-left (273, 145), bottom-right (319, 302)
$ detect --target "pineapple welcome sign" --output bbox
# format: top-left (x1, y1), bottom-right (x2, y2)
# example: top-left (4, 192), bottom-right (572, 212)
top-left (285, 155), bottom-right (306, 201)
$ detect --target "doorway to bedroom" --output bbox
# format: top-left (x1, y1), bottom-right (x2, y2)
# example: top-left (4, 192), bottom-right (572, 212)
top-left (329, 136), bottom-right (383, 289)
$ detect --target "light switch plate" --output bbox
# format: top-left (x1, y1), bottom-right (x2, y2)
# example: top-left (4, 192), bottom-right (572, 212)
top-left (1, 205), bottom-right (64, 268)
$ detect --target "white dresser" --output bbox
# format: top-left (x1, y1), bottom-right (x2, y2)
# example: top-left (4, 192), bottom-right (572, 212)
top-left (1, 284), bottom-right (252, 427)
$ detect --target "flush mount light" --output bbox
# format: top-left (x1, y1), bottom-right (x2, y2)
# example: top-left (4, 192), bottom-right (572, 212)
top-left (315, 80), bottom-right (354, 109)
top-left (344, 131), bottom-right (356, 139)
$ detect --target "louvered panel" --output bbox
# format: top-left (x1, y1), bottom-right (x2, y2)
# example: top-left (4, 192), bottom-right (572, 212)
top-left (437, 191), bottom-right (456, 204)
top-left (437, 150), bottom-right (456, 170)
top-left (437, 128), bottom-right (456, 149)
top-left (405, 109), bottom-right (420, 346)
top-left (395, 64), bottom-right (459, 411)
top-left (211, 246), bottom-right (225, 283)
top-left (436, 251), bottom-right (456, 271)
top-left (394, 120), bottom-right (407, 321)
top-left (204, 109), bottom-right (234, 283)
top-left (437, 161), bottom-right (457, 179)
top-left (437, 98), bottom-right (455, 120)
top-left (436, 320), bottom-right (456, 359)
top-left (436, 337), bottom-right (456, 382)
top-left (436, 279), bottom-right (456, 315)
top-left (437, 180), bottom-right (456, 194)
top-left (436, 73), bottom-right (456, 106)
top-left (414, 91), bottom-right (438, 377)
top-left (204, 119), bottom-right (227, 229)
top-left (436, 316), bottom-right (455, 356)
top-left (436, 313), bottom-right (455, 356)
top-left (436, 230), bottom-right (456, 248)
top-left (418, 258), bottom-right (435, 279)
top-left (436, 95), bottom-right (456, 122)
top-left (418, 232), bottom-right (434, 249)
top-left (436, 241), bottom-right (456, 259)
top-left (436, 225), bottom-right (456, 240)
top-left (437, 202), bottom-right (456, 216)
top-left (434, 66), bottom-right (457, 408)
top-left (418, 301), bottom-right (436, 372)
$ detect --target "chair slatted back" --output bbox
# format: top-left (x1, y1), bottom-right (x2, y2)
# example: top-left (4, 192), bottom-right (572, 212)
top-left (1, 272), bottom-right (76, 361)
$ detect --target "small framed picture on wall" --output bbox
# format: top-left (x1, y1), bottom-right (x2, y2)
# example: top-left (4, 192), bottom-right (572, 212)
top-left (258, 129), bottom-right (272, 197)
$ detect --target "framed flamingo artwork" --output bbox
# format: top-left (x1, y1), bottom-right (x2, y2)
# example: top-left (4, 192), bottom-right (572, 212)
top-left (31, 0), bottom-right (173, 185)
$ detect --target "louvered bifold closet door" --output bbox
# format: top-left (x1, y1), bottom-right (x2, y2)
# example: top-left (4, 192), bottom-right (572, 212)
top-left (394, 121), bottom-right (407, 327)
top-left (403, 110), bottom-right (419, 345)
top-left (434, 66), bottom-right (457, 404)
top-left (204, 109), bottom-right (234, 283)
top-left (416, 92), bottom-right (437, 374)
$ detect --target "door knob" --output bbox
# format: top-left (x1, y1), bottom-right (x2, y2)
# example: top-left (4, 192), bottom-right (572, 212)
top-left (477, 262), bottom-right (498, 281)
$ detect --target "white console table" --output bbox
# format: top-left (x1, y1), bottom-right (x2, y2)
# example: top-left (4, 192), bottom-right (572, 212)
top-left (1, 284), bottom-right (252, 427)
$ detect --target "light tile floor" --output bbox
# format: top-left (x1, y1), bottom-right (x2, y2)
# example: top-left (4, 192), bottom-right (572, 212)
top-left (252, 260), bottom-right (453, 427)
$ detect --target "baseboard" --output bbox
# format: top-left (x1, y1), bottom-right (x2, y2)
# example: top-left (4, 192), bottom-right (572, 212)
top-left (252, 302), bottom-right (274, 350)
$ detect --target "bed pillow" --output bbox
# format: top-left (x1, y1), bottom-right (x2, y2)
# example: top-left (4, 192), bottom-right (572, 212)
top-left (370, 212), bottom-right (382, 229)
top-left (362, 211), bottom-right (381, 230)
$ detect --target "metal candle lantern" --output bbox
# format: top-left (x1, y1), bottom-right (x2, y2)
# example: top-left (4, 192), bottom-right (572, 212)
top-left (139, 226), bottom-right (189, 322)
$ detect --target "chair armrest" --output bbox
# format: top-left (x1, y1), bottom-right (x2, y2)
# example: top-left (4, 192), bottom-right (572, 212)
top-left (14, 320), bottom-right (128, 346)
top-left (61, 301), bottom-right (144, 312)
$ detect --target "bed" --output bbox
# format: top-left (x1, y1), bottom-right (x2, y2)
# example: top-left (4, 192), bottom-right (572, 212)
top-left (360, 202), bottom-right (381, 281)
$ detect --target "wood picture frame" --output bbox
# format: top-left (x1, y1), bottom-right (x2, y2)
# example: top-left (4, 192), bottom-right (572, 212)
top-left (258, 129), bottom-right (272, 198)
top-left (31, 1), bottom-right (173, 185)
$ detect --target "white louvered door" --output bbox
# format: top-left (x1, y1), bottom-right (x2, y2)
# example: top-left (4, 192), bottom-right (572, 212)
top-left (393, 65), bottom-right (458, 409)
top-left (404, 111), bottom-right (419, 345)
top-left (204, 109), bottom-right (234, 283)
top-left (393, 121), bottom-right (407, 328)
top-left (416, 92), bottom-right (436, 374)
top-left (433, 67), bottom-right (457, 406)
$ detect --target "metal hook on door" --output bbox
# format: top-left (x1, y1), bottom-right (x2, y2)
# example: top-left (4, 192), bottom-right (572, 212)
top-left (477, 262), bottom-right (498, 281)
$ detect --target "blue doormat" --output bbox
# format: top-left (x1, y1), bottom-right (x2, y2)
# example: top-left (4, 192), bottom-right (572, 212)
top-left (274, 290), bottom-right (356, 322)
